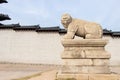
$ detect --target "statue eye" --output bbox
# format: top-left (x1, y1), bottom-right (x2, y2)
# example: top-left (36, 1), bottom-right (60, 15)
top-left (63, 17), bottom-right (67, 19)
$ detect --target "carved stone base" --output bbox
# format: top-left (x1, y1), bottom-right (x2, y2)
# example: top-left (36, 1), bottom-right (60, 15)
top-left (57, 73), bottom-right (120, 80)
top-left (63, 59), bottom-right (109, 66)
top-left (60, 65), bottom-right (110, 74)
top-left (57, 39), bottom-right (116, 80)
top-left (61, 39), bottom-right (111, 60)
top-left (61, 39), bottom-right (111, 73)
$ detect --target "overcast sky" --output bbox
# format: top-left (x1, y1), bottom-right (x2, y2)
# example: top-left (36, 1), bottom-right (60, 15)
top-left (1, 0), bottom-right (120, 31)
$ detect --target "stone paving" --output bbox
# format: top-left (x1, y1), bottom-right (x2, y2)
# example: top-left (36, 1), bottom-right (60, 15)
top-left (0, 63), bottom-right (119, 80)
top-left (0, 71), bottom-right (40, 80)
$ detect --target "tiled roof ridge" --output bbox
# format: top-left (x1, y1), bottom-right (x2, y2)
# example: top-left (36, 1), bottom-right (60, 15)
top-left (0, 24), bottom-right (120, 37)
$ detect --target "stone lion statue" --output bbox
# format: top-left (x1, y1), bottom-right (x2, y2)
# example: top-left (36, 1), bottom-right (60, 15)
top-left (61, 13), bottom-right (103, 39)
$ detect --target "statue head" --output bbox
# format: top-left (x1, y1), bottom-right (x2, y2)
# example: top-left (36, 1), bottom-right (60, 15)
top-left (61, 13), bottom-right (72, 28)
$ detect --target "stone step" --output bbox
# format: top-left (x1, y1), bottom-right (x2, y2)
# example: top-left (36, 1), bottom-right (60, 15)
top-left (63, 59), bottom-right (110, 66)
top-left (60, 66), bottom-right (110, 74)
top-left (62, 50), bottom-right (111, 59)
top-left (57, 73), bottom-right (120, 80)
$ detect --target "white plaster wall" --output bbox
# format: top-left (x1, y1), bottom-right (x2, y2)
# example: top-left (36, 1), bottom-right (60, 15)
top-left (0, 29), bottom-right (63, 64)
top-left (0, 29), bottom-right (119, 65)
top-left (103, 36), bottom-right (120, 65)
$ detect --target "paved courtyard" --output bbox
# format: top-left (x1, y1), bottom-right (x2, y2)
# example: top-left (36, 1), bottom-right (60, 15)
top-left (0, 63), bottom-right (119, 80)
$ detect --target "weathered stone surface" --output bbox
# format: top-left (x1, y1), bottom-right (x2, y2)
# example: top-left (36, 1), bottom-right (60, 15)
top-left (63, 59), bottom-right (93, 66)
top-left (62, 50), bottom-right (111, 59)
top-left (88, 66), bottom-right (111, 74)
top-left (61, 39), bottom-right (108, 47)
top-left (61, 50), bottom-right (85, 59)
top-left (57, 73), bottom-right (88, 80)
top-left (93, 59), bottom-right (110, 66)
top-left (61, 39), bottom-right (110, 59)
top-left (60, 39), bottom-right (111, 74)
top-left (89, 74), bottom-right (120, 80)
top-left (65, 46), bottom-right (104, 50)
top-left (61, 66), bottom-right (110, 74)
top-left (57, 74), bottom-right (120, 80)
top-left (61, 13), bottom-right (103, 39)
top-left (85, 50), bottom-right (111, 59)
top-left (60, 66), bottom-right (88, 73)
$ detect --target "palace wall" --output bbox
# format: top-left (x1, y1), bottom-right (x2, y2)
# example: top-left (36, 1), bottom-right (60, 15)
top-left (0, 29), bottom-right (120, 65)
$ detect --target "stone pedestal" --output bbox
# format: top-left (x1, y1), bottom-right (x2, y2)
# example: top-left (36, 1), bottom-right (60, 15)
top-left (57, 39), bottom-right (120, 80)
top-left (57, 74), bottom-right (120, 80)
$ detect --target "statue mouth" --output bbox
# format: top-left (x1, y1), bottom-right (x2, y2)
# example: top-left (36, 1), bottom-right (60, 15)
top-left (61, 21), bottom-right (67, 24)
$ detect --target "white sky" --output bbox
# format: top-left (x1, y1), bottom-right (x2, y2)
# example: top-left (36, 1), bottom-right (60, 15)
top-left (1, 0), bottom-right (120, 31)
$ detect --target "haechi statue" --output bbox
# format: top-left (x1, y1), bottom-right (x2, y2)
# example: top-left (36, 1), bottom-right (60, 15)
top-left (61, 13), bottom-right (103, 39)
top-left (57, 14), bottom-right (119, 80)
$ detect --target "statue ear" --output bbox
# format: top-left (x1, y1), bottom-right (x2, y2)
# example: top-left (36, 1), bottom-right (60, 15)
top-left (68, 16), bottom-right (72, 23)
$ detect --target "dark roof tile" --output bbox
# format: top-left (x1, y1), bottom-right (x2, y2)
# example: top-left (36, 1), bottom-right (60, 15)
top-left (36, 26), bottom-right (60, 32)
top-left (0, 24), bottom-right (120, 36)
top-left (13, 25), bottom-right (40, 30)
top-left (0, 14), bottom-right (11, 21)
top-left (0, 0), bottom-right (8, 3)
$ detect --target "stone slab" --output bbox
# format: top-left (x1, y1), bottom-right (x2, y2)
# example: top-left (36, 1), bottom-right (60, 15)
top-left (61, 50), bottom-right (85, 59)
top-left (63, 59), bottom-right (93, 66)
top-left (88, 66), bottom-right (111, 74)
top-left (57, 73), bottom-right (88, 80)
top-left (64, 47), bottom-right (104, 50)
top-left (85, 50), bottom-right (111, 59)
top-left (93, 59), bottom-right (109, 66)
top-left (62, 50), bottom-right (111, 59)
top-left (57, 73), bottom-right (120, 80)
top-left (60, 66), bottom-right (110, 74)
top-left (60, 66), bottom-right (88, 74)
top-left (61, 39), bottom-right (108, 47)
top-left (89, 74), bottom-right (120, 80)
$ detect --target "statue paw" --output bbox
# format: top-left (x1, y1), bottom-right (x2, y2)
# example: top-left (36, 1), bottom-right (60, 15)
top-left (63, 34), bottom-right (74, 39)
